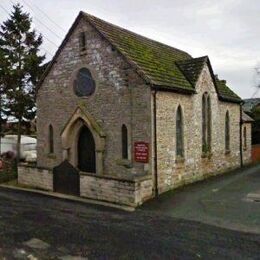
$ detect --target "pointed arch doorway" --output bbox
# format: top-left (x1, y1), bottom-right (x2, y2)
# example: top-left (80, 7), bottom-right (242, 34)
top-left (78, 125), bottom-right (96, 173)
top-left (61, 107), bottom-right (106, 175)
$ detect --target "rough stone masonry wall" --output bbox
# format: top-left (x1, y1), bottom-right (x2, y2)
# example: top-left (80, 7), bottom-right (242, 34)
top-left (17, 164), bottom-right (153, 207)
top-left (156, 65), bottom-right (241, 193)
top-left (37, 18), bottom-right (152, 177)
top-left (242, 123), bottom-right (252, 165)
top-left (80, 174), bottom-right (153, 206)
top-left (18, 165), bottom-right (53, 191)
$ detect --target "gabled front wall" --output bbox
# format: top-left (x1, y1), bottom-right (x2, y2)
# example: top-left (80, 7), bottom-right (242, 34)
top-left (37, 18), bottom-right (152, 177)
top-left (156, 64), bottom-right (241, 193)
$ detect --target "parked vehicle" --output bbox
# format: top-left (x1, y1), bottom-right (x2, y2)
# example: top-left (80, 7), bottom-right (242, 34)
top-left (0, 136), bottom-right (16, 156)
top-left (0, 135), bottom-right (37, 162)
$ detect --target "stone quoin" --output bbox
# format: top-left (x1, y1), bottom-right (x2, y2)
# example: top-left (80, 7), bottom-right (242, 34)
top-left (18, 11), bottom-right (252, 207)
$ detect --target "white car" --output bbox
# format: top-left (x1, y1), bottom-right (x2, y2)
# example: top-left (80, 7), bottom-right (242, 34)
top-left (24, 150), bottom-right (37, 162)
top-left (1, 135), bottom-right (37, 161)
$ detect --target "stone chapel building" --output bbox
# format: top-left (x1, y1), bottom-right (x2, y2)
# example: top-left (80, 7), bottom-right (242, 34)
top-left (18, 12), bottom-right (252, 207)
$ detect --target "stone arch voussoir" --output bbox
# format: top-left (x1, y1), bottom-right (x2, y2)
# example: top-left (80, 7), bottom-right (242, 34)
top-left (61, 106), bottom-right (106, 174)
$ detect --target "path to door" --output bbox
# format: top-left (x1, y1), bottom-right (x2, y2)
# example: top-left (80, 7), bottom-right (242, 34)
top-left (142, 164), bottom-right (260, 234)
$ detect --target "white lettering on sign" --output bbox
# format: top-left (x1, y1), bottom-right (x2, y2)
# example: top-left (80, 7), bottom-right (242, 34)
top-left (134, 142), bottom-right (149, 163)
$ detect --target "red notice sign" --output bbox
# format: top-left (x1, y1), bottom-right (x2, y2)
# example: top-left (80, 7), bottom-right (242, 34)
top-left (134, 142), bottom-right (149, 163)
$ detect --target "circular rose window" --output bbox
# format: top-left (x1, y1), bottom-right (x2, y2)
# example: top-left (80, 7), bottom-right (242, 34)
top-left (73, 68), bottom-right (96, 97)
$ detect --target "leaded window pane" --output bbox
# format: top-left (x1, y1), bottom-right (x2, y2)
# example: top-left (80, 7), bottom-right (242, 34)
top-left (202, 93), bottom-right (211, 153)
top-left (79, 32), bottom-right (86, 51)
top-left (202, 94), bottom-right (207, 152)
top-left (207, 95), bottom-right (211, 152)
top-left (49, 124), bottom-right (54, 154)
top-left (74, 68), bottom-right (95, 97)
top-left (122, 125), bottom-right (128, 159)
top-left (243, 126), bottom-right (247, 150)
top-left (225, 111), bottom-right (230, 151)
top-left (176, 106), bottom-right (184, 157)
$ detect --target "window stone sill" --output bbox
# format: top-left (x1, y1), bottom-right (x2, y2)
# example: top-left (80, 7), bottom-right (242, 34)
top-left (201, 152), bottom-right (212, 159)
top-left (225, 150), bottom-right (231, 155)
top-left (47, 153), bottom-right (56, 159)
top-left (175, 157), bottom-right (185, 164)
top-left (79, 49), bottom-right (87, 56)
top-left (116, 159), bottom-right (132, 168)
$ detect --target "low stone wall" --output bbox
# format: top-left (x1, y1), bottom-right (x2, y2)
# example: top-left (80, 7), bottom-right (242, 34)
top-left (18, 164), bottom-right (153, 207)
top-left (80, 173), bottom-right (153, 207)
top-left (18, 164), bottom-right (53, 191)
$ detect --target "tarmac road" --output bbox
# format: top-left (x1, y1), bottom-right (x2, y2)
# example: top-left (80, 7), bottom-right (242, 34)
top-left (0, 165), bottom-right (259, 259)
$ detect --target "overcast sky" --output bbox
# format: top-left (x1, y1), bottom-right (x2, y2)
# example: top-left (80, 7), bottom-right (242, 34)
top-left (1, 0), bottom-right (260, 98)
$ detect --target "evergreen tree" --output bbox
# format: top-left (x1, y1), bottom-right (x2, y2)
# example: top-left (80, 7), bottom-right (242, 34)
top-left (0, 46), bottom-right (9, 154)
top-left (0, 4), bottom-right (45, 161)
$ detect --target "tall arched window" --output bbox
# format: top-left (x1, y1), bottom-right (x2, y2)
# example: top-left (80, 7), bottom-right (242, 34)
top-left (225, 111), bottom-right (230, 152)
top-left (202, 93), bottom-right (211, 153)
top-left (243, 126), bottom-right (247, 150)
top-left (49, 124), bottom-right (54, 154)
top-left (122, 124), bottom-right (128, 159)
top-left (202, 94), bottom-right (207, 152)
top-left (207, 95), bottom-right (211, 151)
top-left (176, 105), bottom-right (184, 157)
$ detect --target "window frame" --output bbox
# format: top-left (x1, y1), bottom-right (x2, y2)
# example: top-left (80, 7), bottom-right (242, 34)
top-left (176, 105), bottom-right (184, 158)
top-left (243, 126), bottom-right (247, 150)
top-left (202, 94), bottom-right (207, 152)
top-left (225, 110), bottom-right (230, 153)
top-left (202, 92), bottom-right (211, 155)
top-left (121, 124), bottom-right (128, 159)
top-left (49, 124), bottom-right (54, 154)
top-left (79, 32), bottom-right (86, 51)
top-left (73, 67), bottom-right (96, 97)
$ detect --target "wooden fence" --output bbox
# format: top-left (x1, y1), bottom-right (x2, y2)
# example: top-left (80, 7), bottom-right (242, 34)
top-left (252, 144), bottom-right (260, 162)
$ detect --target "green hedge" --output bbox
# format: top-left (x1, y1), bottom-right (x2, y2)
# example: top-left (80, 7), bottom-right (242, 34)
top-left (0, 172), bottom-right (17, 183)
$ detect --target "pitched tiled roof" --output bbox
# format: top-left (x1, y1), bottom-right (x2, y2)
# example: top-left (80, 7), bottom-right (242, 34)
top-left (177, 56), bottom-right (241, 102)
top-left (242, 111), bottom-right (254, 123)
top-left (84, 13), bottom-right (241, 102)
top-left (38, 11), bottom-right (241, 102)
top-left (176, 56), bottom-right (208, 86)
top-left (84, 13), bottom-right (194, 92)
top-left (215, 78), bottom-right (241, 102)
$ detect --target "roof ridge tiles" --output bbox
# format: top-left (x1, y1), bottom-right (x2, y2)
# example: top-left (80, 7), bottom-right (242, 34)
top-left (38, 11), bottom-right (241, 102)
top-left (82, 11), bottom-right (192, 58)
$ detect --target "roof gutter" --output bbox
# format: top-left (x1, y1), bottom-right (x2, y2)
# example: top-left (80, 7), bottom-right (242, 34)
top-left (151, 85), bottom-right (196, 95)
top-left (219, 96), bottom-right (242, 104)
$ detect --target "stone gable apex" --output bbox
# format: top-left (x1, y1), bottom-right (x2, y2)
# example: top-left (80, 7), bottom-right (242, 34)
top-left (37, 12), bottom-right (150, 91)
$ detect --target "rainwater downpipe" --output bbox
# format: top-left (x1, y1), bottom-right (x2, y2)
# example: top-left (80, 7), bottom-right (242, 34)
top-left (239, 102), bottom-right (244, 168)
top-left (152, 89), bottom-right (158, 197)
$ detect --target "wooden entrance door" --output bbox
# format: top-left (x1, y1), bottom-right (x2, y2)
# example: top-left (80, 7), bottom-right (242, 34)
top-left (78, 125), bottom-right (96, 173)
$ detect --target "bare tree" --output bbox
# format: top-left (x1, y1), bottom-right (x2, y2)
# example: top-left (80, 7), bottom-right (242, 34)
top-left (252, 66), bottom-right (260, 98)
